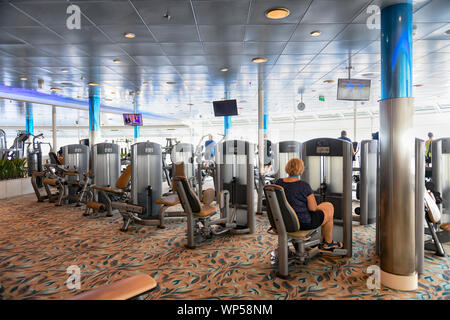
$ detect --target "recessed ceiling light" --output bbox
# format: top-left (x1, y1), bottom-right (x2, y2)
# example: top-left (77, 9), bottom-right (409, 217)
top-left (220, 68), bottom-right (228, 72)
top-left (124, 32), bottom-right (136, 38)
top-left (265, 8), bottom-right (290, 20)
top-left (61, 69), bottom-right (68, 73)
top-left (445, 29), bottom-right (450, 35)
top-left (143, 82), bottom-right (148, 85)
top-left (362, 73), bottom-right (375, 77)
top-left (113, 59), bottom-right (121, 64)
top-left (252, 57), bottom-right (267, 63)
top-left (166, 81), bottom-right (177, 84)
top-left (51, 87), bottom-right (62, 91)
top-left (188, 103), bottom-right (194, 106)
top-left (310, 30), bottom-right (321, 37)
top-left (111, 91), bottom-right (115, 94)
top-left (88, 82), bottom-right (99, 86)
top-left (414, 84), bottom-right (424, 87)
top-left (323, 80), bottom-right (334, 83)
top-left (20, 77), bottom-right (27, 81)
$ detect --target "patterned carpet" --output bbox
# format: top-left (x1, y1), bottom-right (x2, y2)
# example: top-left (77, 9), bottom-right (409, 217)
top-left (0, 194), bottom-right (449, 300)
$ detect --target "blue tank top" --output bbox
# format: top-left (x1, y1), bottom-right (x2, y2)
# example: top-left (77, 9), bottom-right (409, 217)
top-left (275, 178), bottom-right (314, 224)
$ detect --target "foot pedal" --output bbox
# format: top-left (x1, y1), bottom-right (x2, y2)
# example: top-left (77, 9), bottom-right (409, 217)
top-left (320, 248), bottom-right (347, 256)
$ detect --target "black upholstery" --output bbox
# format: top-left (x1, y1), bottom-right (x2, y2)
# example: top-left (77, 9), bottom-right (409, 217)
top-left (174, 176), bottom-right (201, 213)
top-left (49, 152), bottom-right (61, 165)
top-left (264, 185), bottom-right (300, 233)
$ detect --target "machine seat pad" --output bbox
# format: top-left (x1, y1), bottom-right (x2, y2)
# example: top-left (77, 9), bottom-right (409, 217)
top-left (288, 229), bottom-right (316, 239)
top-left (66, 181), bottom-right (80, 185)
top-left (86, 201), bottom-right (105, 211)
top-left (43, 178), bottom-right (58, 186)
top-left (156, 194), bottom-right (180, 206)
top-left (64, 171), bottom-right (79, 177)
top-left (68, 274), bottom-right (156, 300)
top-left (193, 204), bottom-right (217, 217)
top-left (111, 201), bottom-right (144, 214)
top-left (92, 185), bottom-right (122, 194)
top-left (441, 223), bottom-right (450, 231)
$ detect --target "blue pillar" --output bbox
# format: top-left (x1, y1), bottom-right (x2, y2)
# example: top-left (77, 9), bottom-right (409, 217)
top-left (263, 98), bottom-right (268, 134)
top-left (379, 1), bottom-right (416, 291)
top-left (224, 91), bottom-right (231, 136)
top-left (89, 86), bottom-right (100, 145)
top-left (25, 102), bottom-right (34, 135)
top-left (134, 125), bottom-right (140, 139)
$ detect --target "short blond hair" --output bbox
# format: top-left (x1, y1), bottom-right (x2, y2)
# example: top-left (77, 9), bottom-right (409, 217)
top-left (285, 158), bottom-right (305, 177)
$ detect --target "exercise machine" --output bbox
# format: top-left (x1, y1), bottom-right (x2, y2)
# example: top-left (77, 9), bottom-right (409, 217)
top-left (119, 142), bottom-right (163, 231)
top-left (1, 131), bottom-right (29, 160)
top-left (84, 143), bottom-right (121, 217)
top-left (301, 138), bottom-right (352, 257)
top-left (61, 144), bottom-right (90, 205)
top-left (215, 140), bottom-right (255, 234)
top-left (353, 139), bottom-right (377, 225)
top-left (171, 143), bottom-right (195, 187)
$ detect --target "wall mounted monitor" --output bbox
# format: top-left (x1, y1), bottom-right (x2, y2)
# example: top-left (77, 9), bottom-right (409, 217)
top-left (337, 79), bottom-right (371, 101)
top-left (213, 99), bottom-right (238, 117)
top-left (123, 113), bottom-right (143, 126)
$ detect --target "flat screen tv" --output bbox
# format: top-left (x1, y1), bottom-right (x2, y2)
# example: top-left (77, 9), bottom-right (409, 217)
top-left (123, 113), bottom-right (143, 126)
top-left (337, 79), bottom-right (371, 101)
top-left (213, 99), bottom-right (238, 117)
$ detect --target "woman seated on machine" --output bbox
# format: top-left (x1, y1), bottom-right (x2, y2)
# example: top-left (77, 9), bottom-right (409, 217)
top-left (275, 158), bottom-right (343, 251)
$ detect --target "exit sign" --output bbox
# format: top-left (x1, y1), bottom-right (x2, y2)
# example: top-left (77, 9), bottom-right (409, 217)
top-left (319, 95), bottom-right (325, 102)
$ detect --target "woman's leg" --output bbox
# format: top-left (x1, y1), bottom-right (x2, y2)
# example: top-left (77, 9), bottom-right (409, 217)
top-left (318, 202), bottom-right (334, 243)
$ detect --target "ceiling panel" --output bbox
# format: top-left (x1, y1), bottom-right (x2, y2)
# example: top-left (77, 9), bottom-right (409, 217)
top-left (118, 42), bottom-right (164, 56)
top-left (0, 3), bottom-right (40, 27)
top-left (301, 0), bottom-right (371, 24)
top-left (132, 0), bottom-right (196, 25)
top-left (160, 42), bottom-right (204, 56)
top-left (291, 24), bottom-right (347, 41)
top-left (282, 41), bottom-right (328, 55)
top-left (414, 0), bottom-right (450, 23)
top-left (149, 25), bottom-right (199, 42)
top-left (77, 1), bottom-right (143, 26)
top-left (244, 24), bottom-right (297, 42)
top-left (99, 25), bottom-right (156, 43)
top-left (199, 25), bottom-right (246, 42)
top-left (193, 0), bottom-right (250, 25)
top-left (248, 0), bottom-right (312, 25)
top-left (2, 27), bottom-right (65, 45)
top-left (320, 40), bottom-right (373, 55)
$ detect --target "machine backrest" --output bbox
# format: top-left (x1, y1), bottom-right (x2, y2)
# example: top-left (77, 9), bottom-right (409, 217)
top-left (425, 191), bottom-right (441, 223)
top-left (48, 152), bottom-right (62, 165)
top-left (264, 184), bottom-right (300, 233)
top-left (174, 176), bottom-right (201, 213)
top-left (115, 165), bottom-right (131, 190)
top-left (171, 162), bottom-right (186, 193)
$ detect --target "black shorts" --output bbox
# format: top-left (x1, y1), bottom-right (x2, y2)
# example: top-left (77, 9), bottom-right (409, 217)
top-left (299, 210), bottom-right (325, 230)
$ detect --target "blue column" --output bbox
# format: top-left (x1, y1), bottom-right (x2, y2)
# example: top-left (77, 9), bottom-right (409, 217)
top-left (379, 1), bottom-right (416, 291)
top-left (263, 98), bottom-right (268, 134)
top-left (224, 91), bottom-right (231, 136)
top-left (381, 2), bottom-right (413, 99)
top-left (134, 125), bottom-right (140, 139)
top-left (89, 86), bottom-right (100, 145)
top-left (25, 102), bottom-right (34, 135)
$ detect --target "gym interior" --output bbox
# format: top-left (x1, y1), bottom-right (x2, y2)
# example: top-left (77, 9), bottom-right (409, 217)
top-left (0, 0), bottom-right (449, 303)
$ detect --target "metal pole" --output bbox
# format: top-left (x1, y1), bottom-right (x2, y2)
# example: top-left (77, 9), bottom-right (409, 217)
top-left (52, 105), bottom-right (57, 151)
top-left (257, 83), bottom-right (264, 214)
top-left (354, 101), bottom-right (357, 141)
top-left (379, 2), bottom-right (416, 291)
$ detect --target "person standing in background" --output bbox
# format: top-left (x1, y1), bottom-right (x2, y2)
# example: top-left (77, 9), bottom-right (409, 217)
top-left (338, 130), bottom-right (355, 157)
top-left (425, 132), bottom-right (433, 167)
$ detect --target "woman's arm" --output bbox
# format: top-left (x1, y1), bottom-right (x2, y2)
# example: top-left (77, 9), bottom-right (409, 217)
top-left (307, 194), bottom-right (318, 212)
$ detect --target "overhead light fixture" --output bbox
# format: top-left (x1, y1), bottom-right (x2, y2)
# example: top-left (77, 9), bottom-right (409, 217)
top-left (414, 84), bottom-right (424, 87)
top-left (20, 77), bottom-right (27, 81)
top-left (113, 59), bottom-right (121, 64)
top-left (220, 68), bottom-right (228, 72)
top-left (143, 82), bottom-right (148, 85)
top-left (88, 82), bottom-right (99, 86)
top-left (124, 32), bottom-right (135, 38)
top-left (265, 8), bottom-right (290, 20)
top-left (310, 30), bottom-right (321, 37)
top-left (252, 57), bottom-right (267, 63)
top-left (362, 73), bottom-right (375, 77)
top-left (61, 69), bottom-right (68, 73)
top-left (166, 81), bottom-right (177, 85)
top-left (445, 29), bottom-right (450, 35)
top-left (51, 87), bottom-right (62, 91)
top-left (323, 80), bottom-right (334, 84)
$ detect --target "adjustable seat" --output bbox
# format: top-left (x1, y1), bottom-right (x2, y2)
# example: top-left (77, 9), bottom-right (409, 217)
top-left (84, 165), bottom-right (131, 217)
top-left (264, 184), bottom-right (321, 279)
top-left (155, 162), bottom-right (185, 228)
top-left (68, 274), bottom-right (157, 300)
top-left (174, 175), bottom-right (230, 248)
